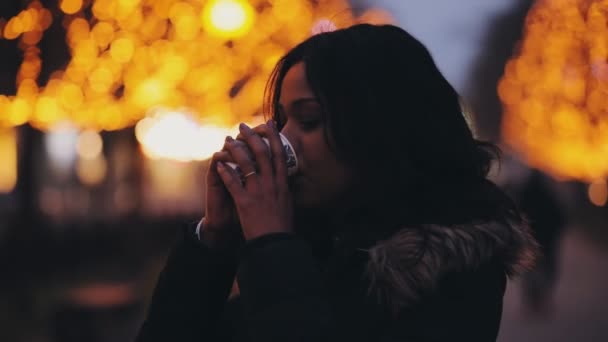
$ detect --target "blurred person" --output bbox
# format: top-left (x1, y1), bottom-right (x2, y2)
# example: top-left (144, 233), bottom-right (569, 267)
top-left (136, 24), bottom-right (538, 342)
top-left (519, 170), bottom-right (565, 314)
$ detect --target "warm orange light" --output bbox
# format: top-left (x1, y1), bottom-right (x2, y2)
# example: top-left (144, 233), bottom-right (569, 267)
top-left (589, 179), bottom-right (608, 207)
top-left (88, 66), bottom-right (114, 93)
top-left (77, 130), bottom-right (103, 160)
top-left (60, 0), bottom-right (83, 15)
top-left (136, 108), bottom-right (238, 161)
top-left (9, 98), bottom-right (32, 126)
top-left (18, 9), bottom-right (35, 32)
top-left (17, 78), bottom-right (39, 98)
top-left (0, 96), bottom-right (10, 127)
top-left (202, 0), bottom-right (255, 39)
top-left (0, 129), bottom-right (18, 194)
top-left (67, 17), bottom-right (90, 46)
top-left (158, 54), bottom-right (188, 84)
top-left (71, 39), bottom-right (98, 68)
top-left (22, 30), bottom-right (43, 45)
top-left (173, 13), bottom-right (199, 41)
top-left (59, 82), bottom-right (84, 110)
top-left (4, 17), bottom-right (23, 40)
top-left (34, 96), bottom-right (64, 126)
top-left (18, 58), bottom-right (42, 81)
top-left (76, 154), bottom-right (107, 186)
top-left (0, 0), bottom-right (361, 134)
top-left (132, 79), bottom-right (168, 108)
top-left (500, 0), bottom-right (608, 181)
top-left (39, 8), bottom-right (53, 30)
top-left (91, 22), bottom-right (115, 48)
top-left (110, 37), bottom-right (135, 63)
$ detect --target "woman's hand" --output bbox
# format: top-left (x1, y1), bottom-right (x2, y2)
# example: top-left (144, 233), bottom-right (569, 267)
top-left (203, 149), bottom-right (242, 248)
top-left (216, 121), bottom-right (294, 241)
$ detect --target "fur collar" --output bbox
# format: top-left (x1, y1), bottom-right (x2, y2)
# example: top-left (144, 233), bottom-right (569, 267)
top-left (364, 220), bottom-right (538, 312)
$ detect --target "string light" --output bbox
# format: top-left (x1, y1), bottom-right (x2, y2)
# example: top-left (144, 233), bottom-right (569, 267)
top-left (0, 1), bottom-right (392, 160)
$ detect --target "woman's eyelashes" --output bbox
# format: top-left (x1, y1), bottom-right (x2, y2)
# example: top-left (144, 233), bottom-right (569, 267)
top-left (299, 119), bottom-right (321, 131)
top-left (275, 107), bottom-right (321, 132)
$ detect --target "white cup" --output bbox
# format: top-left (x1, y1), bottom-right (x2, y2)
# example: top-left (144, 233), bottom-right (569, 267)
top-left (226, 133), bottom-right (298, 177)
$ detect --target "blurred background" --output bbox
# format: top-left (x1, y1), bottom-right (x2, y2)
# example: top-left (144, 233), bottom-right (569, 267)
top-left (0, 0), bottom-right (606, 341)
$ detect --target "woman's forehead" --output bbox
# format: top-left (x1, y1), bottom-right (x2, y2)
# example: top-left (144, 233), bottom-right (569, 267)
top-left (280, 63), bottom-right (315, 101)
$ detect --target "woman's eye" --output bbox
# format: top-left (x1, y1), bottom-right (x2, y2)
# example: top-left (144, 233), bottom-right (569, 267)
top-left (299, 120), bottom-right (320, 130)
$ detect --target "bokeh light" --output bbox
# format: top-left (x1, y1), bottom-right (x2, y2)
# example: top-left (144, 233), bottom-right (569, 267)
top-left (44, 124), bottom-right (79, 172)
top-left (0, 1), bottom-right (392, 161)
top-left (202, 0), bottom-right (255, 39)
top-left (76, 154), bottom-right (108, 186)
top-left (110, 37), bottom-right (135, 63)
top-left (60, 0), bottom-right (83, 15)
top-left (77, 130), bottom-right (103, 160)
top-left (499, 0), bottom-right (608, 181)
top-left (589, 179), bottom-right (608, 207)
top-left (135, 107), bottom-right (238, 162)
top-left (0, 129), bottom-right (17, 194)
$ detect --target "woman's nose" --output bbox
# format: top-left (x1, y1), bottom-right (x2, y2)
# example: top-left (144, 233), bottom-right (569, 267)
top-left (279, 123), bottom-right (293, 144)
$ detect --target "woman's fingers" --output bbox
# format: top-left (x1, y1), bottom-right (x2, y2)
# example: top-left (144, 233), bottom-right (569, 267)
top-left (216, 162), bottom-right (244, 198)
top-left (236, 123), bottom-right (287, 180)
top-left (235, 124), bottom-right (265, 140)
top-left (237, 123), bottom-right (273, 177)
top-left (208, 151), bottom-right (230, 183)
top-left (216, 123), bottom-right (294, 241)
top-left (223, 136), bottom-right (257, 178)
top-left (211, 151), bottom-right (235, 164)
top-left (209, 151), bottom-right (235, 181)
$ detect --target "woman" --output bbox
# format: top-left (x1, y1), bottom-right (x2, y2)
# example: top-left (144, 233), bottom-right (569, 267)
top-left (136, 24), bottom-right (537, 342)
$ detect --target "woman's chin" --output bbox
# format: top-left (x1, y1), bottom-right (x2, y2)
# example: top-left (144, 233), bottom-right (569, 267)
top-left (290, 179), bottom-right (332, 214)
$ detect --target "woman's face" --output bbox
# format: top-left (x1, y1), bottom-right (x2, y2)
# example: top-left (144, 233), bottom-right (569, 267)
top-left (278, 62), bottom-right (355, 212)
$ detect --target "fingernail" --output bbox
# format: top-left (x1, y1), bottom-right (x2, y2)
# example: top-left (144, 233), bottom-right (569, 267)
top-left (239, 123), bottom-right (251, 133)
top-left (267, 120), bottom-right (275, 129)
top-left (225, 136), bottom-right (233, 142)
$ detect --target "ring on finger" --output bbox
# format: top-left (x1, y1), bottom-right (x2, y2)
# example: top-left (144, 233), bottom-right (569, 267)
top-left (243, 171), bottom-right (257, 178)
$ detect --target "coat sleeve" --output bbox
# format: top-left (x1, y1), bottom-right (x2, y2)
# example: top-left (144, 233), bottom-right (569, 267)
top-left (135, 225), bottom-right (238, 342)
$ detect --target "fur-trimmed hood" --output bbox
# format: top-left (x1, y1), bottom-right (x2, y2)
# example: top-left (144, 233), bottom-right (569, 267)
top-left (364, 220), bottom-right (538, 312)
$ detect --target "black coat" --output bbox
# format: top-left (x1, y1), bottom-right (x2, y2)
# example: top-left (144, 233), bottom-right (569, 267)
top-left (136, 217), bottom-right (536, 342)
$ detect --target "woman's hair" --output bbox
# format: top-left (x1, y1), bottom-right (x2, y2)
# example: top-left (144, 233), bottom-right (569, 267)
top-left (264, 24), bottom-right (523, 227)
